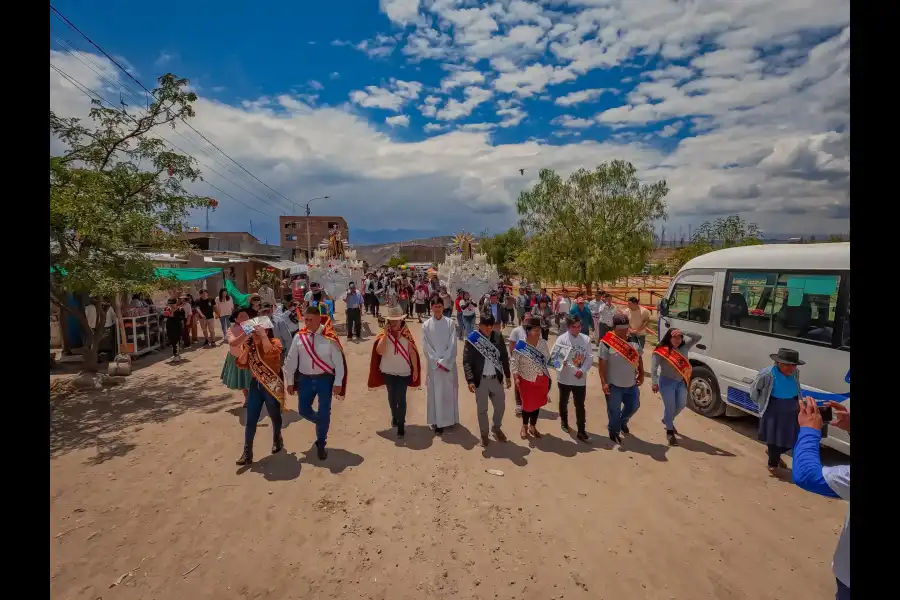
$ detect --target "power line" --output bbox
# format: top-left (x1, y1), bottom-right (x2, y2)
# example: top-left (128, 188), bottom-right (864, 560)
top-left (49, 25), bottom-right (294, 216)
top-left (49, 4), bottom-right (299, 211)
top-left (50, 61), bottom-right (276, 220)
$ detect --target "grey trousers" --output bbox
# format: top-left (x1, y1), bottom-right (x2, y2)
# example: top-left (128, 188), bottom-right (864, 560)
top-left (475, 376), bottom-right (506, 434)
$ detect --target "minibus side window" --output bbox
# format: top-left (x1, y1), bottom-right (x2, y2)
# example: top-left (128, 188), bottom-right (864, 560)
top-left (723, 272), bottom-right (777, 333)
top-left (667, 284), bottom-right (712, 324)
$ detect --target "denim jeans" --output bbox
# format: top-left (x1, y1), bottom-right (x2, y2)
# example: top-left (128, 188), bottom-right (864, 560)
top-left (457, 312), bottom-right (466, 339)
top-left (463, 315), bottom-right (476, 335)
top-left (296, 373), bottom-right (334, 446)
top-left (606, 384), bottom-right (640, 436)
top-left (245, 379), bottom-right (283, 446)
top-left (219, 316), bottom-right (230, 340)
top-left (383, 373), bottom-right (409, 427)
top-left (658, 375), bottom-right (687, 430)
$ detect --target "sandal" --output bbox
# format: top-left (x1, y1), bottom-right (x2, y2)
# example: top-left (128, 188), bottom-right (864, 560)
top-left (520, 425), bottom-right (528, 439)
top-left (528, 426), bottom-right (542, 438)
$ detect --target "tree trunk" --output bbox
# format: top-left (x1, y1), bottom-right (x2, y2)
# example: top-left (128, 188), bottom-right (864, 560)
top-left (82, 339), bottom-right (100, 373)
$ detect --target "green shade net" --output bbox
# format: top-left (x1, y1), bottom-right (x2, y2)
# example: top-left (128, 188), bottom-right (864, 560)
top-left (155, 267), bottom-right (223, 281)
top-left (225, 279), bottom-right (252, 309)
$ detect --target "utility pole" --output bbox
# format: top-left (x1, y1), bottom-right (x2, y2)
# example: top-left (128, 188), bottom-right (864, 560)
top-left (303, 196), bottom-right (330, 261)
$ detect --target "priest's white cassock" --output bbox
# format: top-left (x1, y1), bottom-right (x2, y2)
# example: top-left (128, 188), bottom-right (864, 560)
top-left (421, 313), bottom-right (459, 428)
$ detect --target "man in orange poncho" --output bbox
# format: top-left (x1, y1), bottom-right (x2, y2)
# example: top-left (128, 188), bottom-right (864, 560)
top-left (283, 306), bottom-right (348, 461)
top-left (368, 305), bottom-right (421, 439)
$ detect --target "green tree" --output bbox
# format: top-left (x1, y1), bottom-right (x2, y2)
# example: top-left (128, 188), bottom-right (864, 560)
top-left (515, 161), bottom-right (668, 293)
top-left (670, 215), bottom-right (762, 270)
top-left (386, 255), bottom-right (409, 268)
top-left (479, 227), bottom-right (525, 275)
top-left (50, 73), bottom-right (209, 372)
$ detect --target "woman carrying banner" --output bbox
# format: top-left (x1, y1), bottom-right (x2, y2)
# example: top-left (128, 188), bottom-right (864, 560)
top-left (510, 316), bottom-right (551, 440)
top-left (368, 305), bottom-right (421, 439)
top-left (233, 311), bottom-right (286, 466)
top-left (597, 314), bottom-right (644, 445)
top-left (651, 328), bottom-right (702, 446)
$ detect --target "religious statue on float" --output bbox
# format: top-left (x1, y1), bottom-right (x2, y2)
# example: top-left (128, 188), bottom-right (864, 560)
top-left (452, 231), bottom-right (476, 261)
top-left (326, 227), bottom-right (346, 260)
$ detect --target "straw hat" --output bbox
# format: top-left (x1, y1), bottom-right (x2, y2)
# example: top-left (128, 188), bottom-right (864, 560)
top-left (382, 305), bottom-right (406, 321)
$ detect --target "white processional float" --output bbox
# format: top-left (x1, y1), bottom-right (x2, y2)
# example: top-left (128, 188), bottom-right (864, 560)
top-left (436, 231), bottom-right (499, 301)
top-left (307, 229), bottom-right (364, 299)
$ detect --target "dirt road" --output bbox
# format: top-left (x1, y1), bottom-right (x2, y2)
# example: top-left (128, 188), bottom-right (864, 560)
top-left (50, 313), bottom-right (846, 600)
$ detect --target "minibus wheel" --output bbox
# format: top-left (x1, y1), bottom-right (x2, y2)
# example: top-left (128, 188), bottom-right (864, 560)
top-left (688, 365), bottom-right (725, 417)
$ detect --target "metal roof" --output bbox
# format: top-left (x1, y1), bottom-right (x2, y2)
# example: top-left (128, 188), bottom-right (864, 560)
top-left (252, 257), bottom-right (304, 271)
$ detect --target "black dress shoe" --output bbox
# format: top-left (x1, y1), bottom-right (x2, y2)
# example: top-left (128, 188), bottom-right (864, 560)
top-left (397, 424), bottom-right (405, 438)
top-left (316, 443), bottom-right (328, 460)
top-left (560, 422), bottom-right (570, 433)
top-left (434, 426), bottom-right (444, 436)
top-left (621, 424), bottom-right (630, 436)
top-left (272, 435), bottom-right (284, 454)
top-left (576, 431), bottom-right (590, 442)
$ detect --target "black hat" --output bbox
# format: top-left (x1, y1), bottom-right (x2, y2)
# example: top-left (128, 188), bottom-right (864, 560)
top-left (612, 314), bottom-right (630, 328)
top-left (769, 348), bottom-right (805, 366)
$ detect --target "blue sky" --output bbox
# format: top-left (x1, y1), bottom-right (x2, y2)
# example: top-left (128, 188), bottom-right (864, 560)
top-left (50, 0), bottom-right (850, 246)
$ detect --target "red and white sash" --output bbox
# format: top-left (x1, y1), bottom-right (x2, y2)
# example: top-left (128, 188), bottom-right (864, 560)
top-left (298, 332), bottom-right (335, 376)
top-left (388, 333), bottom-right (412, 370)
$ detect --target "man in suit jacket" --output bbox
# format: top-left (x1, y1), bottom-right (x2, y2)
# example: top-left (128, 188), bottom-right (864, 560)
top-left (463, 313), bottom-right (512, 446)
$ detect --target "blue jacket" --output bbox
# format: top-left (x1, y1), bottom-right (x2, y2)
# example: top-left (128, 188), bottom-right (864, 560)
top-left (568, 304), bottom-right (593, 333)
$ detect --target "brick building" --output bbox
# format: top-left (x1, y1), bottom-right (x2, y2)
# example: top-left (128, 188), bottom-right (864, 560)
top-left (279, 216), bottom-right (349, 260)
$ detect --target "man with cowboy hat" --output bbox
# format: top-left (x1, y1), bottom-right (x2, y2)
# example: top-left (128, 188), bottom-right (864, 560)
top-left (368, 305), bottom-right (421, 439)
top-left (750, 348), bottom-right (805, 476)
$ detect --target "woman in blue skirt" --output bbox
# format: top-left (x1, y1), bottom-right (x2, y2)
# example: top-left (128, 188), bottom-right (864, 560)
top-left (750, 348), bottom-right (804, 477)
top-left (221, 307), bottom-right (256, 407)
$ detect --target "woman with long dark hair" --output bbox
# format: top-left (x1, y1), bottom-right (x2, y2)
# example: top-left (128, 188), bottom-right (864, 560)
top-left (214, 288), bottom-right (234, 340)
top-left (651, 328), bottom-right (702, 446)
top-left (530, 296), bottom-right (553, 340)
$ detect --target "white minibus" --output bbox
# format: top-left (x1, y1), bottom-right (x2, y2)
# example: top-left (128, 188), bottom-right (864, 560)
top-left (658, 243), bottom-right (850, 454)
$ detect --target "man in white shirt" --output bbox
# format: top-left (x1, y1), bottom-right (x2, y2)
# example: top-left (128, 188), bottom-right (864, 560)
top-left (550, 315), bottom-right (594, 441)
top-left (283, 306), bottom-right (346, 460)
top-left (555, 293), bottom-right (570, 334)
top-left (84, 298), bottom-right (117, 358)
top-left (507, 322), bottom-right (526, 417)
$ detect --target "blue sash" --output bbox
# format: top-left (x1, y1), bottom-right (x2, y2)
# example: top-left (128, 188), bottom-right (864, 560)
top-left (466, 330), bottom-right (503, 372)
top-left (514, 340), bottom-right (549, 377)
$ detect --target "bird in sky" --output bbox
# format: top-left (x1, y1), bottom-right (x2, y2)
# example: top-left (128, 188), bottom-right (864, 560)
top-left (519, 169), bottom-right (525, 176)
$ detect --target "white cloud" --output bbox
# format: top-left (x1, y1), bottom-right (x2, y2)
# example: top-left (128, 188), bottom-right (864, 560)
top-left (552, 115), bottom-right (595, 129)
top-left (459, 122), bottom-right (496, 132)
top-left (436, 87), bottom-right (493, 121)
top-left (349, 78), bottom-right (423, 111)
top-left (308, 80), bottom-right (324, 91)
top-left (658, 123), bottom-right (682, 138)
top-left (379, 0), bottom-right (421, 26)
top-left (440, 69), bottom-right (486, 91)
top-left (493, 64), bottom-right (576, 98)
top-left (419, 95), bottom-right (441, 117)
top-left (386, 114), bottom-right (411, 127)
top-left (356, 34), bottom-right (397, 59)
top-left (497, 106), bottom-right (526, 128)
top-left (155, 51), bottom-right (176, 67)
top-left (329, 72), bottom-right (340, 80)
top-left (554, 88), bottom-right (613, 106)
top-left (423, 122), bottom-right (449, 133)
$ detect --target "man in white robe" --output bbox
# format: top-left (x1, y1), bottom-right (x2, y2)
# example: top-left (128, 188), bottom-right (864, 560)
top-left (422, 293), bottom-right (459, 435)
